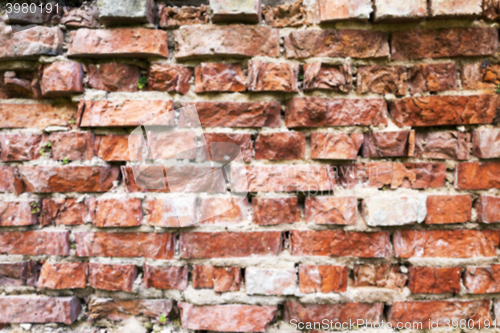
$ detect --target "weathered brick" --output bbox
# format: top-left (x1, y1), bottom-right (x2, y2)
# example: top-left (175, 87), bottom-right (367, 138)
top-left (462, 61), bottom-right (500, 90)
top-left (198, 197), bottom-right (248, 225)
top-left (299, 265), bottom-right (348, 293)
top-left (94, 134), bottom-right (143, 161)
top-left (143, 265), bottom-right (188, 290)
top-left (0, 296), bottom-right (80, 324)
top-left (0, 103), bottom-right (77, 129)
top-left (484, 0), bottom-right (500, 20)
top-left (303, 63), bottom-right (351, 92)
top-left (353, 264), bottom-right (407, 290)
top-left (408, 63), bottom-right (458, 94)
top-left (0, 26), bottom-right (63, 60)
top-left (374, 0), bottom-right (427, 21)
top-left (195, 63), bottom-right (245, 93)
top-left (338, 162), bottom-right (393, 189)
top-left (145, 198), bottom-right (197, 228)
top-left (426, 195), bottom-right (472, 224)
top-left (146, 131), bottom-right (196, 160)
top-left (97, 0), bottom-right (154, 25)
top-left (0, 261), bottom-right (39, 287)
top-left (88, 298), bottom-right (173, 322)
top-left (0, 231), bottom-right (69, 256)
top-left (88, 198), bottom-right (142, 228)
top-left (429, 0), bottom-right (482, 17)
top-left (284, 301), bottom-right (383, 324)
top-left (180, 231), bottom-right (282, 258)
top-left (41, 62), bottom-right (84, 97)
top-left (148, 63), bottom-right (191, 95)
top-left (248, 60), bottom-right (299, 92)
top-left (356, 65), bottom-right (407, 96)
top-left (290, 230), bottom-right (391, 257)
top-left (2, 70), bottom-right (41, 99)
top-left (316, 0), bottom-right (372, 22)
top-left (391, 163), bottom-right (446, 189)
top-left (305, 196), bottom-right (357, 225)
top-left (476, 195), bottom-right (500, 223)
top-left (391, 28), bottom-right (498, 60)
top-left (286, 97), bottom-right (388, 127)
top-left (0, 166), bottom-right (16, 193)
top-left (255, 132), bottom-right (305, 160)
top-left (285, 29), bottom-right (389, 59)
top-left (201, 133), bottom-right (253, 163)
top-left (362, 195), bottom-right (426, 226)
top-left (465, 265), bottom-right (500, 293)
top-left (394, 230), bottom-right (500, 258)
top-left (473, 128), bottom-right (500, 158)
top-left (414, 131), bottom-right (470, 160)
top-left (88, 263), bottom-right (137, 292)
top-left (68, 28), bottom-right (168, 58)
top-left (192, 265), bottom-right (242, 292)
top-left (311, 132), bottom-right (363, 160)
top-left (37, 262), bottom-right (88, 290)
top-left (41, 198), bottom-right (87, 226)
top-left (246, 268), bottom-right (297, 295)
top-left (363, 131), bottom-right (412, 158)
top-left (210, 0), bottom-right (261, 23)
top-left (252, 197), bottom-right (300, 225)
top-left (60, 1), bottom-right (100, 28)
top-left (158, 4), bottom-right (208, 28)
top-left (174, 25), bottom-right (279, 60)
top-left (75, 232), bottom-right (174, 260)
top-left (178, 303), bottom-right (277, 332)
top-left (49, 132), bottom-right (94, 161)
top-left (85, 63), bottom-right (140, 92)
top-left (455, 162), bottom-right (500, 190)
top-left (408, 267), bottom-right (461, 294)
top-left (263, 0), bottom-right (307, 27)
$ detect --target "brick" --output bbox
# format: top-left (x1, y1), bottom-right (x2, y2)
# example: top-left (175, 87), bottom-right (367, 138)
top-left (145, 198), bottom-right (197, 227)
top-left (429, 0), bottom-right (482, 17)
top-left (68, 28), bottom-right (168, 58)
top-left (353, 264), bottom-right (407, 290)
top-left (485, 0), bottom-right (500, 20)
top-left (391, 28), bottom-right (498, 60)
top-left (88, 298), bottom-right (173, 322)
top-left (75, 232), bottom-right (174, 260)
top-left (388, 300), bottom-right (491, 328)
top-left (78, 100), bottom-right (174, 127)
top-left (263, 0), bottom-right (307, 27)
top-left (0, 26), bottom-right (63, 60)
top-left (391, 163), bottom-right (446, 189)
top-left (0, 261), bottom-right (39, 287)
top-left (425, 195), bottom-right (472, 224)
top-left (290, 230), bottom-right (391, 257)
top-left (158, 4), bottom-right (208, 28)
top-left (362, 195), bottom-right (426, 226)
top-left (303, 63), bottom-right (352, 92)
top-left (88, 198), bottom-right (142, 228)
top-left (174, 25), bottom-right (279, 60)
top-left (311, 132), bottom-right (363, 160)
top-left (286, 97), bottom-right (388, 127)
top-left (88, 263), bottom-right (137, 292)
top-left (248, 60), bottom-right (299, 92)
top-left (201, 133), bottom-right (253, 163)
top-left (374, 0), bottom-right (427, 21)
top-left (37, 262), bottom-right (88, 290)
top-left (408, 63), bottom-right (458, 94)
top-left (285, 29), bottom-right (389, 59)
top-left (179, 101), bottom-right (280, 127)
top-left (178, 303), bottom-right (277, 332)
top-left (1, 71), bottom-right (41, 99)
top-left (408, 267), bottom-right (462, 294)
top-left (252, 197), bottom-right (300, 225)
top-left (394, 230), bottom-right (500, 258)
top-left (192, 265), bottom-right (242, 292)
top-left (85, 63), bottom-right (140, 92)
top-left (0, 296), bottom-right (80, 324)
top-left (198, 197), bottom-right (248, 225)
top-left (94, 134), bottom-right (143, 161)
top-left (473, 128), bottom-right (500, 158)
top-left (284, 301), bottom-right (383, 325)
top-left (255, 132), bottom-right (305, 160)
top-left (316, 0), bottom-right (372, 22)
top-left (0, 231), bottom-right (69, 256)
top-left (356, 65), bottom-right (407, 96)
top-left (41, 62), bottom-right (84, 97)
top-left (180, 231), bottom-right (282, 258)
top-left (0, 166), bottom-right (16, 193)
top-left (210, 0), bottom-right (261, 23)
top-left (414, 131), bottom-right (470, 160)
top-left (60, 2), bottom-right (100, 28)
top-left (41, 198), bottom-right (87, 226)
top-left (97, 0), bottom-right (154, 25)
top-left (363, 131), bottom-right (412, 158)
top-left (390, 95), bottom-right (498, 127)
top-left (148, 63), bottom-right (191, 95)
top-left (195, 63), bottom-right (245, 93)
top-left (246, 268), bottom-right (297, 295)
top-left (0, 201), bottom-right (39, 226)
top-left (305, 196), bottom-right (357, 225)
top-left (462, 61), bottom-right (500, 90)
top-left (0, 103), bottom-right (76, 129)
top-left (299, 265), bottom-right (348, 293)
top-left (143, 265), bottom-right (188, 290)
top-left (49, 132), bottom-right (94, 161)
top-left (17, 166), bottom-right (119, 193)
top-left (465, 265), bottom-right (500, 293)
top-left (455, 162), bottom-right (500, 190)
top-left (476, 195), bottom-right (500, 223)
top-left (146, 131), bottom-right (196, 160)
top-left (231, 165), bottom-right (335, 192)
top-left (338, 162), bottom-right (393, 189)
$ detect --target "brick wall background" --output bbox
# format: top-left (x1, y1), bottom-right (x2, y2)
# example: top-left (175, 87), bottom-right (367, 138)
top-left (1, 0), bottom-right (500, 331)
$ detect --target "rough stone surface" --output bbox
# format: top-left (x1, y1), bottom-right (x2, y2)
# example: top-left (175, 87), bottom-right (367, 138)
top-left (88, 298), bottom-right (173, 322)
top-left (305, 196), bottom-right (357, 225)
top-left (49, 132), bottom-right (94, 161)
top-left (2, 70), bottom-right (41, 99)
top-left (0, 201), bottom-right (38, 226)
top-left (465, 265), bottom-right (500, 293)
top-left (303, 63), bottom-right (352, 92)
top-left (361, 195), bottom-right (427, 226)
top-left (263, 0), bottom-right (307, 27)
top-left (0, 231), bottom-right (69, 256)
top-left (353, 264), bottom-right (407, 290)
top-left (429, 0), bottom-right (483, 17)
top-left (252, 197), bottom-right (300, 225)
top-left (148, 63), bottom-right (191, 95)
top-left (41, 198), bottom-right (87, 226)
top-left (0, 296), bottom-right (80, 324)
top-left (311, 132), bottom-right (363, 160)
top-left (246, 268), bottom-right (297, 295)
top-left (484, 0), bottom-right (500, 20)
top-left (158, 5), bottom-right (208, 28)
top-left (97, 0), bottom-right (154, 24)
top-left (473, 128), bottom-right (500, 158)
top-left (192, 265), bottom-right (242, 292)
top-left (414, 131), bottom-right (470, 160)
top-left (425, 195), bottom-right (472, 224)
top-left (85, 63), bottom-right (140, 92)
top-left (210, 0), bottom-right (261, 23)
top-left (356, 65), bottom-right (407, 96)
top-left (0, 134), bottom-right (43, 161)
top-left (0, 26), bottom-right (63, 60)
top-left (195, 63), bottom-right (245, 93)
top-left (143, 265), bottom-right (188, 290)
top-left (476, 195), bottom-right (500, 223)
top-left (408, 267), bottom-right (462, 294)
top-left (462, 61), bottom-right (500, 90)
top-left (248, 60), bottom-right (299, 92)
top-left (0, 103), bottom-right (77, 129)
top-left (88, 263), bottom-right (137, 292)
top-left (363, 131), bottom-right (412, 157)
top-left (41, 62), bottom-right (84, 97)
top-left (316, 0), bottom-right (373, 22)
top-left (284, 301), bottom-right (384, 324)
top-left (299, 265), bottom-right (348, 293)
top-left (455, 162), bottom-right (500, 190)
top-left (37, 262), bottom-right (88, 290)
top-left (61, 2), bottom-right (101, 28)
top-left (255, 132), bottom-right (305, 160)
top-left (374, 0), bottom-right (427, 21)
top-left (408, 63), bottom-right (458, 94)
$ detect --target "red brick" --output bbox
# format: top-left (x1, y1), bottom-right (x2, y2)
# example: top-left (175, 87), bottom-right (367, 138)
top-left (37, 262), bottom-right (88, 290)
top-left (143, 265), bottom-right (188, 290)
top-left (338, 162), bottom-right (393, 189)
top-left (0, 231), bottom-right (69, 256)
top-left (263, 0), bottom-right (307, 27)
top-left (363, 131), bottom-right (412, 158)
top-left (201, 133), bottom-right (253, 163)
top-left (286, 97), bottom-right (388, 127)
top-left (465, 265), bottom-right (500, 293)
top-left (88, 263), bottom-right (137, 292)
top-left (414, 131), bottom-right (470, 160)
top-left (195, 63), bottom-right (245, 93)
top-left (0, 201), bottom-right (39, 226)
top-left (78, 100), bottom-right (174, 127)
top-left (356, 65), bottom-right (407, 96)
top-left (299, 265), bottom-right (348, 293)
top-left (0, 26), bottom-right (63, 60)
top-left (85, 63), bottom-right (140, 92)
top-left (284, 30), bottom-right (389, 59)
top-left (462, 61), bottom-right (500, 90)
top-left (158, 4), bottom-right (208, 28)
top-left (248, 60), bottom-right (298, 92)
top-left (305, 196), bottom-right (357, 225)
top-left (148, 63), bottom-right (191, 95)
top-left (473, 128), bottom-right (500, 158)
top-left (0, 296), bottom-right (80, 324)
top-left (178, 303), bottom-right (277, 332)
top-left (68, 28), bottom-right (169, 58)
top-left (88, 198), bottom-right (142, 228)
top-left (0, 134), bottom-right (43, 161)
top-left (476, 195), bottom-right (500, 223)
top-left (255, 132), bottom-right (305, 160)
top-left (145, 198), bottom-right (197, 227)
top-left (210, 0), bottom-right (261, 23)
top-left (455, 162), bottom-right (500, 190)
top-left (391, 162), bottom-right (446, 189)
top-left (373, 0), bottom-right (427, 21)
top-left (408, 63), bottom-right (458, 94)
top-left (180, 231), bottom-right (282, 258)
top-left (41, 62), bottom-right (84, 97)
top-left (174, 25), bottom-right (279, 60)
top-left (408, 267), bottom-right (461, 294)
top-left (147, 131), bottom-right (196, 160)
top-left (303, 62), bottom-right (351, 92)
top-left (316, 0), bottom-right (372, 22)
top-left (192, 265), bottom-right (242, 292)
top-left (75, 232), bottom-right (174, 260)
top-left (2, 70), bottom-right (41, 99)
top-left (88, 298), bottom-right (172, 322)
top-left (252, 197), bottom-right (300, 225)
top-left (49, 132), bottom-right (94, 161)
top-left (198, 197), bottom-right (248, 225)
top-left (391, 28), bottom-right (498, 60)
top-left (388, 300), bottom-right (491, 328)
top-left (361, 195), bottom-right (426, 226)
top-left (290, 230), bottom-right (391, 258)
top-left (60, 2), bottom-right (100, 28)
top-left (94, 134), bottom-right (143, 161)
top-left (353, 264), bottom-right (407, 290)
top-left (394, 229), bottom-right (500, 258)
top-left (0, 103), bottom-right (77, 129)
top-left (0, 261), bottom-right (39, 287)
top-left (425, 195), bottom-right (472, 224)
top-left (311, 132), bottom-right (363, 160)
top-left (41, 198), bottom-right (87, 226)
top-left (0, 166), bottom-right (15, 193)
top-left (429, 0), bottom-right (482, 17)
top-left (246, 267), bottom-right (297, 295)
top-left (484, 0), bottom-right (500, 20)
